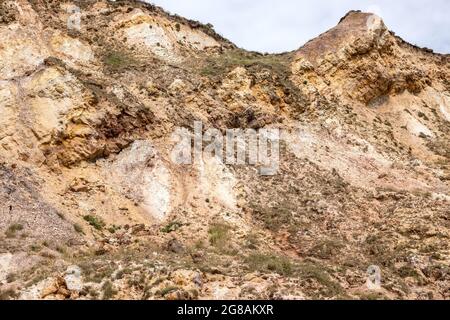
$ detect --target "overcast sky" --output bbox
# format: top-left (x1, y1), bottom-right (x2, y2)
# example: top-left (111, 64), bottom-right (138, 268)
top-left (145, 0), bottom-right (450, 54)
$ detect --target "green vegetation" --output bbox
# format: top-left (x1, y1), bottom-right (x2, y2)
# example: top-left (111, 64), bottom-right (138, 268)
top-left (79, 260), bottom-right (115, 283)
top-left (103, 51), bottom-right (137, 70)
top-left (161, 221), bottom-right (183, 234)
top-left (108, 225), bottom-right (120, 234)
top-left (296, 262), bottom-right (344, 298)
top-left (199, 49), bottom-right (291, 77)
top-left (244, 254), bottom-right (344, 298)
top-left (114, 268), bottom-right (132, 280)
top-left (158, 286), bottom-right (179, 297)
top-left (83, 215), bottom-right (105, 231)
top-left (250, 201), bottom-right (295, 231)
top-left (197, 49), bottom-right (307, 117)
top-left (208, 223), bottom-right (231, 249)
top-left (30, 244), bottom-right (42, 252)
top-left (308, 239), bottom-right (345, 259)
top-left (102, 281), bottom-right (117, 300)
top-left (5, 223), bottom-right (23, 238)
top-left (245, 253), bottom-right (293, 276)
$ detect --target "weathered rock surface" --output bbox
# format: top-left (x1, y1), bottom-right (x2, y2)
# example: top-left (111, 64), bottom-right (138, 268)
top-left (0, 2), bottom-right (448, 300)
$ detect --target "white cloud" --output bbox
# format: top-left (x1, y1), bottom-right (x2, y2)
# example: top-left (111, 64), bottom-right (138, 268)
top-left (145, 0), bottom-right (450, 54)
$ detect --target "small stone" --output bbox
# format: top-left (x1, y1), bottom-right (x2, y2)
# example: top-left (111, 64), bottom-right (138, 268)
top-left (167, 238), bottom-right (184, 253)
top-left (69, 178), bottom-right (90, 192)
top-left (64, 265), bottom-right (83, 292)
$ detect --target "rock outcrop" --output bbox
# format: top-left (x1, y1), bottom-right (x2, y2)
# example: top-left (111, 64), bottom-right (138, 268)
top-left (0, 2), bottom-right (448, 300)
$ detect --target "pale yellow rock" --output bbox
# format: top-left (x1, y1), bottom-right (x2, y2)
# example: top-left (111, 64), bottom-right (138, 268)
top-left (50, 32), bottom-right (94, 63)
top-left (0, 24), bottom-right (48, 79)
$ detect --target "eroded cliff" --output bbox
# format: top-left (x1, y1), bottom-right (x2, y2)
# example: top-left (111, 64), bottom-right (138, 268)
top-left (0, 1), bottom-right (449, 300)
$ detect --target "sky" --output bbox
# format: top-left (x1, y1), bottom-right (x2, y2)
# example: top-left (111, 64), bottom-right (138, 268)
top-left (145, 0), bottom-right (450, 54)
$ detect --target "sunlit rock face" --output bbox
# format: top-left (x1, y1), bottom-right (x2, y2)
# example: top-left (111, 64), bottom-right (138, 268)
top-left (108, 140), bottom-right (172, 222)
top-left (0, 2), bottom-right (448, 300)
top-left (114, 8), bottom-right (221, 62)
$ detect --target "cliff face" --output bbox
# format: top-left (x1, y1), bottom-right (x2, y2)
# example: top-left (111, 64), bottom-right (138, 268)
top-left (0, 1), bottom-right (449, 300)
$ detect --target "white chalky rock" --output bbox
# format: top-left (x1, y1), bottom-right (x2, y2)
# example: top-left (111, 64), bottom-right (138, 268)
top-left (64, 265), bottom-right (83, 292)
top-left (0, 253), bottom-right (13, 284)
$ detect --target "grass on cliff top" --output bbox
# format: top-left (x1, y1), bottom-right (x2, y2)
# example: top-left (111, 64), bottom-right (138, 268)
top-left (199, 49), bottom-right (292, 77)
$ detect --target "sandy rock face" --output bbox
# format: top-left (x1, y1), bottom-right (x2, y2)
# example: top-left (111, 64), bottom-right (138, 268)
top-left (109, 140), bottom-right (173, 221)
top-left (108, 141), bottom-right (239, 222)
top-left (197, 154), bottom-right (238, 211)
top-left (50, 32), bottom-right (94, 63)
top-left (24, 67), bottom-right (85, 141)
top-left (0, 81), bottom-right (18, 149)
top-left (0, 24), bottom-right (47, 80)
top-left (115, 8), bottom-right (220, 61)
top-left (0, 253), bottom-right (13, 285)
top-left (124, 17), bottom-right (175, 60)
top-left (0, 0), bottom-right (48, 79)
top-left (0, 1), bottom-right (448, 301)
top-left (292, 11), bottom-right (439, 106)
top-left (436, 93), bottom-right (450, 122)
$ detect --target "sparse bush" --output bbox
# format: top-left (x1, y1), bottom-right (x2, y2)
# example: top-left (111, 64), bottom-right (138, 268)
top-left (83, 215), bottom-right (105, 230)
top-left (245, 233), bottom-right (259, 249)
top-left (245, 253), bottom-right (293, 276)
top-left (73, 223), bottom-right (84, 234)
top-left (108, 225), bottom-right (120, 234)
top-left (114, 268), bottom-right (131, 280)
top-left (80, 261), bottom-right (115, 283)
top-left (161, 221), bottom-right (183, 233)
top-left (5, 223), bottom-right (23, 238)
top-left (396, 265), bottom-right (420, 279)
top-left (158, 286), bottom-right (179, 297)
top-left (358, 292), bottom-right (387, 300)
top-left (208, 223), bottom-right (231, 249)
top-left (103, 51), bottom-right (137, 70)
top-left (30, 244), bottom-right (41, 252)
top-left (200, 49), bottom-right (291, 77)
top-left (194, 239), bottom-right (205, 249)
top-left (88, 287), bottom-right (99, 299)
top-left (0, 289), bottom-right (17, 300)
top-left (250, 202), bottom-right (294, 232)
top-left (308, 239), bottom-right (344, 260)
top-left (297, 262), bottom-right (344, 297)
top-left (102, 281), bottom-right (117, 300)
top-left (56, 245), bottom-right (66, 254)
top-left (6, 273), bottom-right (16, 283)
